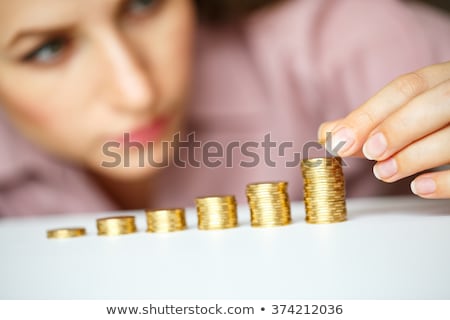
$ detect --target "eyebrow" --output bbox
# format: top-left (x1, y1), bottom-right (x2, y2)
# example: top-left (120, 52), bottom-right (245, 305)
top-left (6, 26), bottom-right (74, 49)
top-left (3, 0), bottom-right (127, 50)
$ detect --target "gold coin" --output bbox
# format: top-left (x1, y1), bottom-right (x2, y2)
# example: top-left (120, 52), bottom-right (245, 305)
top-left (47, 228), bottom-right (86, 239)
top-left (97, 216), bottom-right (137, 236)
top-left (301, 157), bottom-right (347, 224)
top-left (196, 196), bottom-right (238, 230)
top-left (246, 181), bottom-right (291, 228)
top-left (146, 208), bottom-right (186, 233)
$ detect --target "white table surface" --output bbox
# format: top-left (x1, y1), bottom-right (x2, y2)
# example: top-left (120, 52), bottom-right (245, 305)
top-left (1, 196), bottom-right (449, 300)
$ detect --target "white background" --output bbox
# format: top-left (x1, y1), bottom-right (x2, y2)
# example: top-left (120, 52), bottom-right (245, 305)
top-left (1, 196), bottom-right (450, 299)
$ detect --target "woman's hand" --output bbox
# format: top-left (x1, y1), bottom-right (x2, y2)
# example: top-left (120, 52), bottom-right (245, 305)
top-left (319, 61), bottom-right (450, 199)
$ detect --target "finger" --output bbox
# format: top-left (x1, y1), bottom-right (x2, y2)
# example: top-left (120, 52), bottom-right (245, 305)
top-left (318, 120), bottom-right (366, 158)
top-left (318, 120), bottom-right (340, 144)
top-left (318, 120), bottom-right (367, 158)
top-left (323, 62), bottom-right (450, 157)
top-left (363, 78), bottom-right (450, 161)
top-left (411, 170), bottom-right (450, 199)
top-left (371, 125), bottom-right (450, 183)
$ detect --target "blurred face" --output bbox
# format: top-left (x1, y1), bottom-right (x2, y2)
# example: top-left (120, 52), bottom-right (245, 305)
top-left (0, 0), bottom-right (195, 180)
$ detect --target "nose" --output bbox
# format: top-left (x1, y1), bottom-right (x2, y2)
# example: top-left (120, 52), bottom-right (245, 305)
top-left (99, 30), bottom-right (155, 114)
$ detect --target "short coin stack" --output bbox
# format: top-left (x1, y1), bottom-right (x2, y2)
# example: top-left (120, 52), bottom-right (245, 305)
top-left (146, 208), bottom-right (186, 233)
top-left (97, 216), bottom-right (137, 236)
top-left (246, 182), bottom-right (291, 227)
top-left (195, 196), bottom-right (238, 230)
top-left (301, 157), bottom-right (347, 224)
top-left (47, 228), bottom-right (86, 239)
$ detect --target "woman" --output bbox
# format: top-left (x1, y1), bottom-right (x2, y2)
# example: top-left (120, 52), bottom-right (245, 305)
top-left (0, 0), bottom-right (449, 216)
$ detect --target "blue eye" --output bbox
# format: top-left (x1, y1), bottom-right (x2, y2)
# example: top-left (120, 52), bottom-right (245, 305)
top-left (125, 0), bottom-right (157, 14)
top-left (24, 38), bottom-right (66, 63)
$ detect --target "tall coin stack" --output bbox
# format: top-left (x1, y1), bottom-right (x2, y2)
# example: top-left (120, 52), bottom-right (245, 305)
top-left (195, 196), bottom-right (238, 230)
top-left (301, 157), bottom-right (347, 224)
top-left (146, 208), bottom-right (187, 233)
top-left (97, 216), bottom-right (137, 236)
top-left (246, 182), bottom-right (292, 227)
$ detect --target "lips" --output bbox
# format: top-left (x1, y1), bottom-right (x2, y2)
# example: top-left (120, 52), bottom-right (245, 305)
top-left (116, 117), bottom-right (169, 144)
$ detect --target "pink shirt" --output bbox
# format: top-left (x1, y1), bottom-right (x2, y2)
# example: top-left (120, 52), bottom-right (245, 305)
top-left (1, 0), bottom-right (450, 217)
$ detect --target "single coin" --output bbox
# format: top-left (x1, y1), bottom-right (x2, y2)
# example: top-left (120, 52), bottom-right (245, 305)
top-left (47, 228), bottom-right (86, 239)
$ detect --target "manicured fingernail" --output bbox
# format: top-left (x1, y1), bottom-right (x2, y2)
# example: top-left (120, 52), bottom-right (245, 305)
top-left (363, 132), bottom-right (387, 160)
top-left (373, 158), bottom-right (397, 180)
top-left (411, 178), bottom-right (436, 195)
top-left (330, 127), bottom-right (355, 156)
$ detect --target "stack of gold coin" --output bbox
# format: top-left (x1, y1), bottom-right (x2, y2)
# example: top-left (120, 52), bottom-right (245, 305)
top-left (96, 216), bottom-right (137, 236)
top-left (47, 228), bottom-right (86, 239)
top-left (246, 182), bottom-right (292, 227)
top-left (195, 196), bottom-right (238, 230)
top-left (146, 208), bottom-right (186, 233)
top-left (301, 157), bottom-right (347, 224)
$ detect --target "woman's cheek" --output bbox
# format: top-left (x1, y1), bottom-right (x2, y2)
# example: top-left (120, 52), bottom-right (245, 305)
top-left (0, 79), bottom-right (90, 162)
top-left (0, 92), bottom-right (54, 135)
top-left (0, 67), bottom-right (63, 129)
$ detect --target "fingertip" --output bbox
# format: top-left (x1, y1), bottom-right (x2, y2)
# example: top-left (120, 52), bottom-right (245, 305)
top-left (362, 131), bottom-right (389, 161)
top-left (318, 122), bottom-right (330, 143)
top-left (327, 126), bottom-right (356, 157)
top-left (410, 180), bottom-right (419, 196)
top-left (411, 177), bottom-right (437, 196)
top-left (318, 120), bottom-right (339, 143)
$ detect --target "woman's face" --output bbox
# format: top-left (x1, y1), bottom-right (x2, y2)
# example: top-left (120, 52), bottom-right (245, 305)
top-left (0, 0), bottom-right (195, 180)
